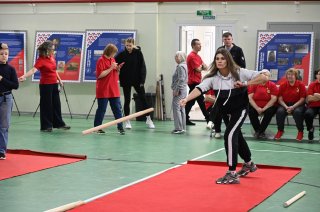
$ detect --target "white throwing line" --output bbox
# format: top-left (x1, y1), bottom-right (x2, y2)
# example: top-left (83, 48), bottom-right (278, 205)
top-left (251, 149), bottom-right (320, 155)
top-left (84, 147), bottom-right (224, 203)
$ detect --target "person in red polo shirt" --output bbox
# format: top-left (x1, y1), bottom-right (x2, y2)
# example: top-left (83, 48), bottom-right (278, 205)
top-left (305, 68), bottom-right (320, 141)
top-left (275, 68), bottom-right (306, 141)
top-left (19, 40), bottom-right (70, 132)
top-left (94, 44), bottom-right (125, 135)
top-left (248, 70), bottom-right (278, 139)
top-left (185, 39), bottom-right (209, 125)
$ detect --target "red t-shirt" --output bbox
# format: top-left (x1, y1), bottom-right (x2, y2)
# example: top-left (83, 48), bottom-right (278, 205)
top-left (34, 56), bottom-right (58, 84)
top-left (278, 80), bottom-right (306, 103)
top-left (96, 56), bottom-right (120, 98)
top-left (187, 51), bottom-right (203, 84)
top-left (307, 80), bottom-right (320, 107)
top-left (205, 89), bottom-right (215, 110)
top-left (248, 81), bottom-right (278, 108)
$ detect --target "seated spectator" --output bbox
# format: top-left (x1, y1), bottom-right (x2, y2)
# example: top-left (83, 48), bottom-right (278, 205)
top-left (248, 70), bottom-right (278, 139)
top-left (304, 68), bottom-right (320, 141)
top-left (275, 68), bottom-right (306, 141)
top-left (204, 90), bottom-right (223, 138)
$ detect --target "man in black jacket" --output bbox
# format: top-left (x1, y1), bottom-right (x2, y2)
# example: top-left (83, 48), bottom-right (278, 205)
top-left (218, 32), bottom-right (246, 68)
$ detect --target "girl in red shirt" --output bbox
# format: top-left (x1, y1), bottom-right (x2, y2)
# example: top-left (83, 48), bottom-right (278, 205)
top-left (19, 40), bottom-right (70, 132)
top-left (94, 44), bottom-right (125, 135)
top-left (305, 68), bottom-right (320, 141)
top-left (275, 68), bottom-right (306, 141)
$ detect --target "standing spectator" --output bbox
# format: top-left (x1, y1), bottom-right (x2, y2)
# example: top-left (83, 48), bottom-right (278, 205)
top-left (115, 38), bottom-right (155, 129)
top-left (0, 43), bottom-right (19, 160)
top-left (305, 68), bottom-right (320, 141)
top-left (94, 44), bottom-right (125, 135)
top-left (185, 39), bottom-right (209, 126)
top-left (19, 41), bottom-right (70, 132)
top-left (180, 48), bottom-right (268, 184)
top-left (275, 68), bottom-right (306, 141)
top-left (218, 32), bottom-right (246, 68)
top-left (171, 51), bottom-right (188, 134)
top-left (248, 70), bottom-right (278, 139)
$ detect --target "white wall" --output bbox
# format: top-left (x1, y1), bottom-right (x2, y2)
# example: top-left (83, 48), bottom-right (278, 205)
top-left (0, 1), bottom-right (319, 117)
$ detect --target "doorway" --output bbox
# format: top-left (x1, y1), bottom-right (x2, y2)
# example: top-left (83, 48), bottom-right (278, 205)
top-left (179, 24), bottom-right (234, 122)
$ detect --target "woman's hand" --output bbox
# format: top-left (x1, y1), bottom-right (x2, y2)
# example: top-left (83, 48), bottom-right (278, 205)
top-left (180, 98), bottom-right (187, 107)
top-left (18, 76), bottom-right (26, 82)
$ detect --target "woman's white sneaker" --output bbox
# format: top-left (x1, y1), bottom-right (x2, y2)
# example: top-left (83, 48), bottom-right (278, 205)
top-left (125, 120), bottom-right (132, 129)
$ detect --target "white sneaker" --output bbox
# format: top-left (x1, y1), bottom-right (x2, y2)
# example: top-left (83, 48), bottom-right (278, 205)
top-left (125, 120), bottom-right (132, 129)
top-left (146, 116), bottom-right (155, 129)
top-left (206, 121), bottom-right (214, 129)
top-left (214, 132), bottom-right (221, 138)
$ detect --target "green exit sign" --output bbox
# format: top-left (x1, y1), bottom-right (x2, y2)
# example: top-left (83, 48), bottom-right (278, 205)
top-left (197, 10), bottom-right (212, 16)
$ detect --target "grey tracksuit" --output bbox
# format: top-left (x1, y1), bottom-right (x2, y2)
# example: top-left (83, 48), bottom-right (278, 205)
top-left (171, 62), bottom-right (188, 131)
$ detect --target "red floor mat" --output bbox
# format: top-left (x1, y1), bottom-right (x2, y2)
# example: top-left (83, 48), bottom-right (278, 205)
top-left (0, 149), bottom-right (86, 181)
top-left (72, 161), bottom-right (300, 212)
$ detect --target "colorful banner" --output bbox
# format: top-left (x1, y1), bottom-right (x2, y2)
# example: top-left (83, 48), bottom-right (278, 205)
top-left (83, 30), bottom-right (136, 82)
top-left (0, 31), bottom-right (27, 78)
top-left (256, 31), bottom-right (314, 85)
top-left (32, 31), bottom-right (85, 83)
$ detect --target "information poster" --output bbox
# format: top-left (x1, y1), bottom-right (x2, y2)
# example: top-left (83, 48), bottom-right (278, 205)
top-left (0, 31), bottom-right (27, 77)
top-left (256, 31), bottom-right (314, 85)
top-left (83, 30), bottom-right (136, 82)
top-left (32, 31), bottom-right (85, 82)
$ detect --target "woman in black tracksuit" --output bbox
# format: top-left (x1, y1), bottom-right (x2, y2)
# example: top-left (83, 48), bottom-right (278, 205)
top-left (115, 38), bottom-right (155, 129)
top-left (180, 48), bottom-right (268, 184)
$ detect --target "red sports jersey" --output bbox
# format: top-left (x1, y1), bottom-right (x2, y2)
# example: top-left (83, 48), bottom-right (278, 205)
top-left (248, 81), bottom-right (278, 108)
top-left (205, 89), bottom-right (215, 110)
top-left (307, 80), bottom-right (320, 107)
top-left (278, 80), bottom-right (306, 103)
top-left (95, 56), bottom-right (120, 98)
top-left (187, 51), bottom-right (203, 84)
top-left (34, 56), bottom-right (58, 84)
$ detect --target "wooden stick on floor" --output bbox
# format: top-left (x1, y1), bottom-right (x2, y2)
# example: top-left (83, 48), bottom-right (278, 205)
top-left (82, 108), bottom-right (154, 135)
top-left (45, 200), bottom-right (85, 212)
top-left (283, 191), bottom-right (306, 208)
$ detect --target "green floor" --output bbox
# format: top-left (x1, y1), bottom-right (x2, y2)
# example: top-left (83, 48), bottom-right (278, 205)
top-left (1, 114), bottom-right (319, 212)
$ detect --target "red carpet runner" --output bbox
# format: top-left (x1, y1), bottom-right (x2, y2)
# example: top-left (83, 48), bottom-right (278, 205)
top-left (72, 161), bottom-right (300, 212)
top-left (0, 149), bottom-right (86, 181)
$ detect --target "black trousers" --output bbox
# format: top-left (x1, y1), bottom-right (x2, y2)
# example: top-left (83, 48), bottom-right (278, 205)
top-left (207, 105), bottom-right (225, 133)
top-left (39, 84), bottom-right (65, 130)
top-left (304, 107), bottom-right (320, 131)
top-left (122, 85), bottom-right (150, 116)
top-left (276, 104), bottom-right (305, 131)
top-left (222, 108), bottom-right (251, 171)
top-left (248, 105), bottom-right (277, 133)
top-left (185, 83), bottom-right (209, 122)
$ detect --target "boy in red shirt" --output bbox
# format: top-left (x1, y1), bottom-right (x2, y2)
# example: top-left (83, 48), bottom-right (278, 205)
top-left (94, 44), bottom-right (125, 135)
top-left (275, 68), bottom-right (306, 141)
top-left (305, 68), bottom-right (320, 141)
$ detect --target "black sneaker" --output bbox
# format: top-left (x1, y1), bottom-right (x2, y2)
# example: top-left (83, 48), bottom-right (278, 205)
top-left (0, 152), bottom-right (6, 160)
top-left (308, 128), bottom-right (314, 141)
top-left (216, 171), bottom-right (240, 184)
top-left (58, 125), bottom-right (71, 130)
top-left (95, 129), bottom-right (105, 134)
top-left (186, 120), bottom-right (196, 126)
top-left (171, 130), bottom-right (184, 134)
top-left (258, 132), bottom-right (267, 139)
top-left (118, 128), bottom-right (125, 135)
top-left (237, 162), bottom-right (258, 177)
top-left (41, 128), bottom-right (53, 132)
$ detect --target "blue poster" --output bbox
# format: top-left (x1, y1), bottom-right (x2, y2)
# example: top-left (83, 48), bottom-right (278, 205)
top-left (256, 31), bottom-right (314, 85)
top-left (32, 31), bottom-right (85, 83)
top-left (83, 30), bottom-right (136, 82)
top-left (0, 31), bottom-right (27, 78)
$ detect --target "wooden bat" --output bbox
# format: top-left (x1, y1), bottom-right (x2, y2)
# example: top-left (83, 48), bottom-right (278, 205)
top-left (45, 200), bottom-right (85, 212)
top-left (82, 108), bottom-right (154, 135)
top-left (283, 191), bottom-right (306, 207)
